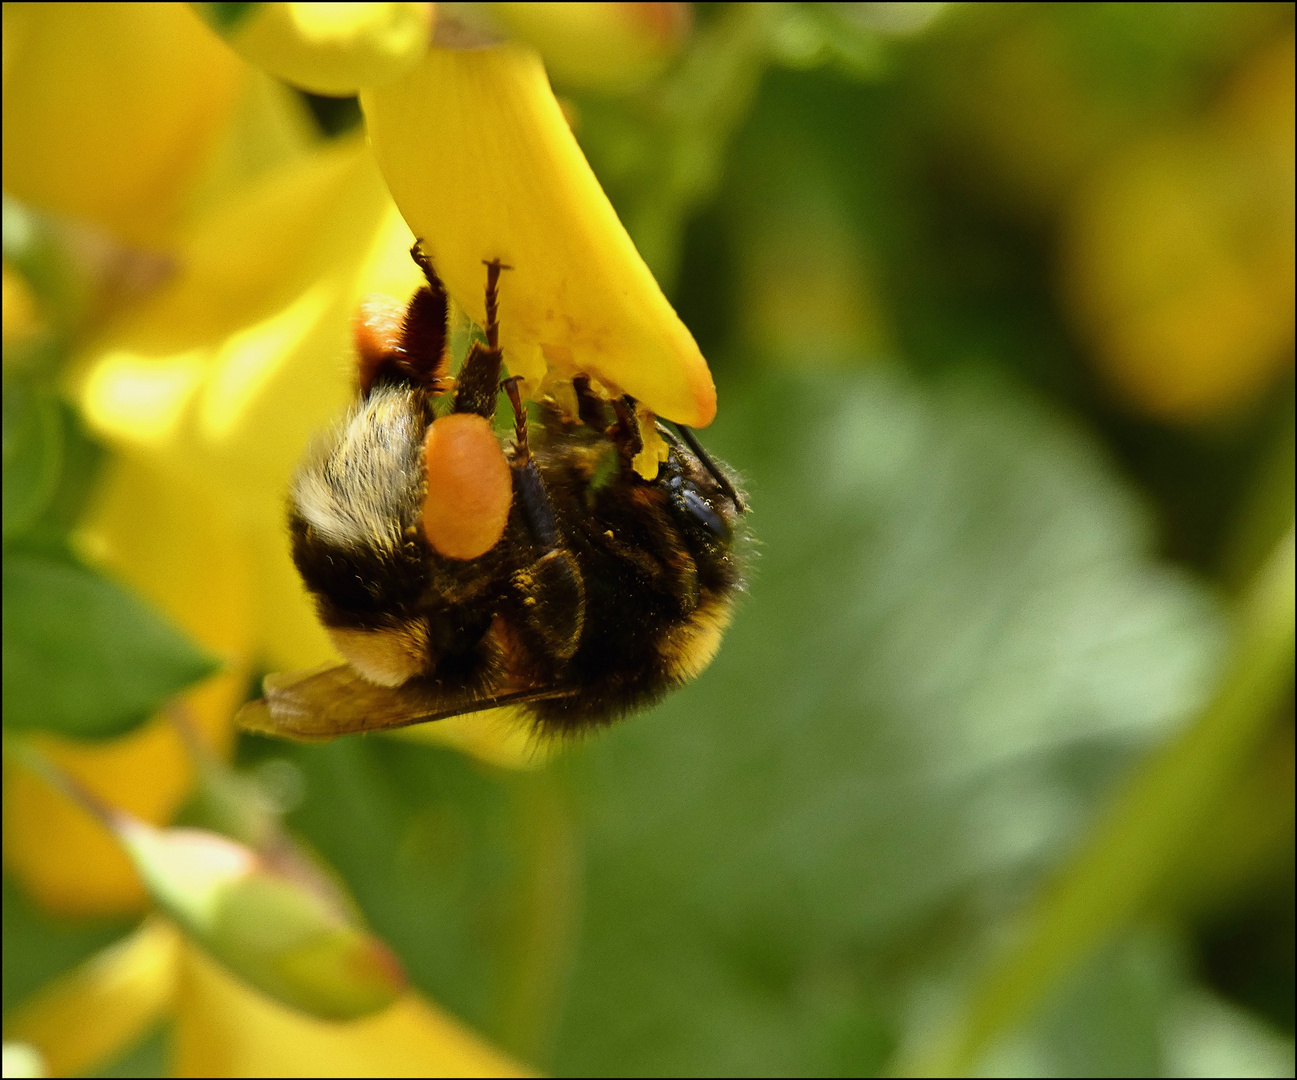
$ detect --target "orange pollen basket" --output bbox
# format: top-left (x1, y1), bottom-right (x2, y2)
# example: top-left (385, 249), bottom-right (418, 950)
top-left (421, 413), bottom-right (513, 560)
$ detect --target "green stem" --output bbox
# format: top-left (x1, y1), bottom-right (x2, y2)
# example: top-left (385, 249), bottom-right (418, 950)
top-left (894, 525), bottom-right (1296, 1078)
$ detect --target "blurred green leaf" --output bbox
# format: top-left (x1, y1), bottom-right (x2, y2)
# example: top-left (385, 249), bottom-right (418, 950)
top-left (2, 380), bottom-right (63, 540)
top-left (545, 365), bottom-right (1222, 1075)
top-left (11, 397), bottom-right (106, 562)
top-left (2, 554), bottom-right (219, 738)
top-left (89, 1022), bottom-right (170, 1079)
top-left (902, 525), bottom-right (1293, 1076)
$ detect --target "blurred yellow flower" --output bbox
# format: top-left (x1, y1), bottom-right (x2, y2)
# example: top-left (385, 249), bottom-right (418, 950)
top-left (4, 918), bottom-right (530, 1077)
top-left (206, 2), bottom-right (437, 97)
top-left (489, 2), bottom-right (692, 92)
top-left (1063, 32), bottom-right (1295, 422)
top-left (2, 2), bottom-right (245, 249)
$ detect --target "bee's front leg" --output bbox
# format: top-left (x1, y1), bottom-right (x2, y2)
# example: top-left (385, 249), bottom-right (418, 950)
top-left (454, 259), bottom-right (511, 418)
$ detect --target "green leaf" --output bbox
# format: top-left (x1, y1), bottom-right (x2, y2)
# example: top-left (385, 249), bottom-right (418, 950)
top-left (2, 554), bottom-right (220, 738)
top-left (3, 381), bottom-right (64, 540)
top-left (548, 366), bottom-right (1223, 1076)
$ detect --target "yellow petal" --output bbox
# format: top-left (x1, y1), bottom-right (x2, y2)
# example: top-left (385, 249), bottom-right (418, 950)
top-left (361, 44), bottom-right (717, 426)
top-left (2, 2), bottom-right (244, 247)
top-left (186, 67), bottom-right (325, 223)
top-left (208, 2), bottom-right (435, 97)
top-left (74, 140), bottom-right (408, 504)
top-left (2, 920), bottom-right (179, 1079)
top-left (174, 942), bottom-right (532, 1078)
top-left (389, 708), bottom-right (553, 771)
top-left (488, 2), bottom-right (691, 92)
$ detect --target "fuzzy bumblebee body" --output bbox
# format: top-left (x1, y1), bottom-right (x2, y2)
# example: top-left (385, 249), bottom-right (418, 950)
top-left (240, 247), bottom-right (745, 741)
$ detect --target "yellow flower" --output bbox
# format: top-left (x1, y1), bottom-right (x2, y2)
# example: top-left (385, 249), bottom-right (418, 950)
top-left (362, 43), bottom-right (717, 427)
top-left (206, 2), bottom-right (437, 97)
top-left (2, 2), bottom-right (245, 248)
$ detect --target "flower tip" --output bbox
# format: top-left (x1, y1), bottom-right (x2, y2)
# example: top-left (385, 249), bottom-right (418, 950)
top-left (203, 2), bottom-right (436, 96)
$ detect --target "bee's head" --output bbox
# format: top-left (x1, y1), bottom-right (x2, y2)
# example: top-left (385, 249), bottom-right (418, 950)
top-left (658, 425), bottom-right (746, 556)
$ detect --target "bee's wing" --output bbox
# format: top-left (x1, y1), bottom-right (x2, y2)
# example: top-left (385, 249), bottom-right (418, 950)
top-left (236, 663), bottom-right (574, 741)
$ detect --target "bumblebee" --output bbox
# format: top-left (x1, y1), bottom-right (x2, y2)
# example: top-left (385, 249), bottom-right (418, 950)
top-left (239, 244), bottom-right (746, 741)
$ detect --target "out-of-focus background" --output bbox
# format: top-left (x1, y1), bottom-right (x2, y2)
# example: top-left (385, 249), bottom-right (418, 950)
top-left (3, 3), bottom-right (1293, 1077)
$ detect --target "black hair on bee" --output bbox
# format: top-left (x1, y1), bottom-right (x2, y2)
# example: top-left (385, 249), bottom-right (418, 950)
top-left (239, 243), bottom-right (747, 742)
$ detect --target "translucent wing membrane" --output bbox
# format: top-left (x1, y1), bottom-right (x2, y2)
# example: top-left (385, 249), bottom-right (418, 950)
top-left (237, 664), bottom-right (577, 741)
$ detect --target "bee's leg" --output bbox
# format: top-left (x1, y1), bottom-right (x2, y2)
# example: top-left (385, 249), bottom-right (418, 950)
top-left (500, 376), bottom-right (587, 660)
top-left (358, 242), bottom-right (451, 396)
top-left (512, 547), bottom-right (586, 662)
top-left (501, 375), bottom-right (531, 464)
top-left (609, 395), bottom-right (644, 464)
top-left (397, 284), bottom-right (450, 389)
top-left (502, 376), bottom-right (561, 550)
top-left (508, 459), bottom-right (587, 661)
top-left (572, 374), bottom-right (610, 430)
top-left (454, 259), bottom-right (512, 418)
top-left (409, 240), bottom-right (442, 290)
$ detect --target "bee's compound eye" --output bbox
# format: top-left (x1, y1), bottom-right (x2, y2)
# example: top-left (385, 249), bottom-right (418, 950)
top-left (354, 293), bottom-right (407, 394)
top-left (422, 413), bottom-right (513, 560)
top-left (681, 487), bottom-right (730, 540)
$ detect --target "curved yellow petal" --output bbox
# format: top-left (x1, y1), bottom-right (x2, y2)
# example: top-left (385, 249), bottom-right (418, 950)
top-left (210, 2), bottom-right (435, 97)
top-left (2, 2), bottom-right (244, 247)
top-left (2, 919), bottom-right (179, 1079)
top-left (361, 44), bottom-right (717, 426)
top-left (174, 942), bottom-right (532, 1078)
top-left (75, 140), bottom-right (407, 504)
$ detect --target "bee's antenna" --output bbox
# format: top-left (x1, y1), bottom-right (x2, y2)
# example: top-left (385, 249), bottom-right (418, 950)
top-left (673, 423), bottom-right (746, 513)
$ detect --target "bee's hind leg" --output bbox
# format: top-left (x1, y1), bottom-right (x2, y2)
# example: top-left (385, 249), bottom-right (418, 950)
top-left (502, 375), bottom-right (586, 661)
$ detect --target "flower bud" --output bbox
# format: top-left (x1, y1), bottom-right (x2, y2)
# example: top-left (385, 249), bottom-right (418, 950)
top-left (488, 3), bottom-right (691, 92)
top-left (116, 817), bottom-right (405, 1020)
top-left (199, 3), bottom-right (436, 96)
